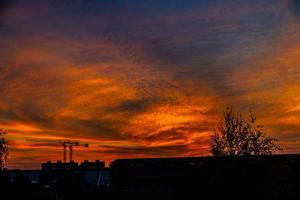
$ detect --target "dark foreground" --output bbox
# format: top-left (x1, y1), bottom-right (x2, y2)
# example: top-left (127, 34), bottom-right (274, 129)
top-left (1, 155), bottom-right (300, 200)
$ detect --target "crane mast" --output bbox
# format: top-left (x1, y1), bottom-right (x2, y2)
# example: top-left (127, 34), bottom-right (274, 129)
top-left (63, 142), bottom-right (67, 163)
top-left (69, 145), bottom-right (73, 161)
top-left (60, 141), bottom-right (89, 163)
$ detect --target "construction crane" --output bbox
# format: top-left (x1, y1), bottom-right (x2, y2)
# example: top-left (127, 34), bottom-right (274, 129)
top-left (60, 141), bottom-right (89, 163)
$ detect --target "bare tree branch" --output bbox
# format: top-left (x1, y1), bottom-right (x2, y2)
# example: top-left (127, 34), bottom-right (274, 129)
top-left (0, 129), bottom-right (8, 169)
top-left (210, 107), bottom-right (282, 156)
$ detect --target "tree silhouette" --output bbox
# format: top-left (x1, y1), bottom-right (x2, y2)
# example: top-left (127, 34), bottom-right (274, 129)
top-left (0, 129), bottom-right (8, 169)
top-left (210, 107), bottom-right (282, 156)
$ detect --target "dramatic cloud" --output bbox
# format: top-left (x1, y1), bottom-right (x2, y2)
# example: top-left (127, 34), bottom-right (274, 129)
top-left (0, 0), bottom-right (300, 168)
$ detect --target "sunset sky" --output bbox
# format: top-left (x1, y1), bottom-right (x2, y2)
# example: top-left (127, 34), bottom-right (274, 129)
top-left (1, 0), bottom-right (300, 169)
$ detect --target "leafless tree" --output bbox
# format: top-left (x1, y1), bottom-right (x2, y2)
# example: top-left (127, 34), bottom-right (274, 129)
top-left (210, 107), bottom-right (282, 156)
top-left (0, 129), bottom-right (8, 169)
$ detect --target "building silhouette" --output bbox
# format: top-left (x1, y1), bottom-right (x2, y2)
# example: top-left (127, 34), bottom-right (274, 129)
top-left (1, 155), bottom-right (300, 200)
top-left (41, 160), bottom-right (105, 170)
top-left (110, 155), bottom-right (300, 200)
